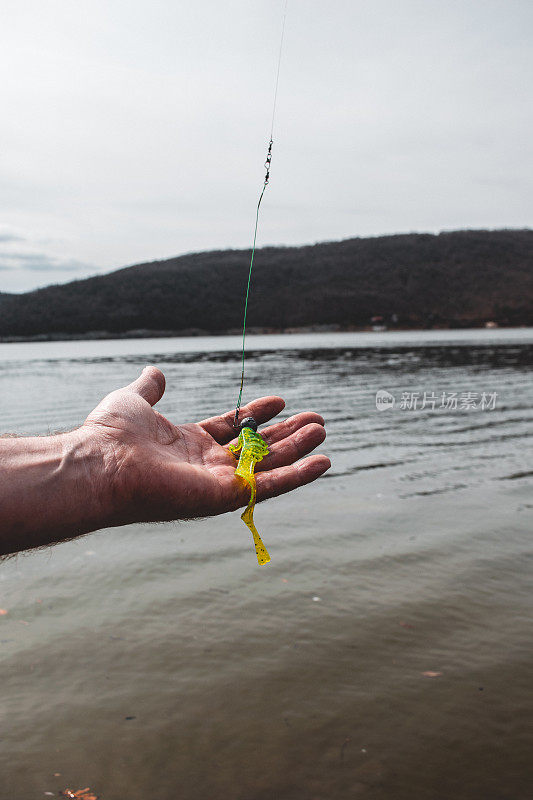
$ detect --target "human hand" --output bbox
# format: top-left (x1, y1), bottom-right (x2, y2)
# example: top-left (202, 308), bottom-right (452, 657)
top-left (84, 366), bottom-right (330, 526)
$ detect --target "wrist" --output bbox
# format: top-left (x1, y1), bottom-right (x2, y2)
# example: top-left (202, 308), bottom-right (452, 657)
top-left (0, 428), bottom-right (117, 556)
top-left (60, 427), bottom-right (119, 531)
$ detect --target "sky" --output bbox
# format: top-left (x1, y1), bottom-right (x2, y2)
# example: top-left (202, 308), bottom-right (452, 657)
top-left (1, 0), bottom-right (532, 293)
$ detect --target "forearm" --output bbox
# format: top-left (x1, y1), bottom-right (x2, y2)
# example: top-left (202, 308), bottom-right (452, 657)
top-left (0, 430), bottom-right (114, 556)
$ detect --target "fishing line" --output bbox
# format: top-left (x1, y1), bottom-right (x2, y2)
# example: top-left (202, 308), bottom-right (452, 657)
top-left (233, 0), bottom-right (289, 429)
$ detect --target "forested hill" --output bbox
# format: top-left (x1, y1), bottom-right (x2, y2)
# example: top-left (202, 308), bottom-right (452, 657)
top-left (0, 229), bottom-right (532, 339)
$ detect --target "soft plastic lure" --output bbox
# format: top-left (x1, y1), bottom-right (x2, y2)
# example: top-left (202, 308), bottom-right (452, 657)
top-left (229, 417), bottom-right (271, 566)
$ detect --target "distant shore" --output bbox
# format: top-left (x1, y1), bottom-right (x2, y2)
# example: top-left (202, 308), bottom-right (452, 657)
top-left (0, 322), bottom-right (521, 344)
top-left (1, 230), bottom-right (531, 340)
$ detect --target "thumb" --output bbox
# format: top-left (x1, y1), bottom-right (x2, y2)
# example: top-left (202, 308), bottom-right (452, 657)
top-left (126, 366), bottom-right (166, 406)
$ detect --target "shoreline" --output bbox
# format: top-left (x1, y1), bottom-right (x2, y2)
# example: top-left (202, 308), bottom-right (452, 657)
top-left (0, 322), bottom-right (522, 344)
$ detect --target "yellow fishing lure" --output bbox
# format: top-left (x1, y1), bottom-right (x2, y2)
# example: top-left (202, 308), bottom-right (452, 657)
top-left (229, 418), bottom-right (271, 566)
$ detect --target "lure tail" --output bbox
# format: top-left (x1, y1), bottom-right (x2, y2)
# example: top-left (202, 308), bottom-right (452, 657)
top-left (239, 478), bottom-right (271, 566)
top-left (241, 503), bottom-right (271, 566)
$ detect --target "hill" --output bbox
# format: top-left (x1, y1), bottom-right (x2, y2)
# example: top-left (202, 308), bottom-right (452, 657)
top-left (0, 229), bottom-right (532, 339)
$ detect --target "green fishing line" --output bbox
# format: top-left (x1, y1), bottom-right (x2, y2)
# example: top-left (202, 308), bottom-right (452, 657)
top-left (233, 0), bottom-right (288, 429)
top-left (234, 149), bottom-right (271, 428)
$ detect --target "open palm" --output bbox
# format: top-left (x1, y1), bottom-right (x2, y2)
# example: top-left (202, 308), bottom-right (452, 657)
top-left (83, 367), bottom-right (330, 525)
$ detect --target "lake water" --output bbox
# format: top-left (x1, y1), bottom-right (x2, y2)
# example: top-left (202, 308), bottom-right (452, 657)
top-left (0, 329), bottom-right (532, 800)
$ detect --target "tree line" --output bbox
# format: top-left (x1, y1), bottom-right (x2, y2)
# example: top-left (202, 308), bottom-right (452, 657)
top-left (0, 229), bottom-right (531, 338)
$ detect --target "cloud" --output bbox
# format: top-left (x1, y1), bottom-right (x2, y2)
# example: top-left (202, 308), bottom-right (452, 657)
top-left (0, 233), bottom-right (26, 244)
top-left (0, 251), bottom-right (92, 272)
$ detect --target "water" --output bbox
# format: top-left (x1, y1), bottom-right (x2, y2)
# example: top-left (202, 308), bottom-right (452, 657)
top-left (0, 330), bottom-right (532, 800)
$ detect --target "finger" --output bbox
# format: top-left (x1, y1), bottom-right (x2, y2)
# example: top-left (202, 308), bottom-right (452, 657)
top-left (125, 366), bottom-right (166, 407)
top-left (256, 455), bottom-right (331, 502)
top-left (257, 423), bottom-right (326, 471)
top-left (199, 396), bottom-right (285, 444)
top-left (261, 412), bottom-right (325, 446)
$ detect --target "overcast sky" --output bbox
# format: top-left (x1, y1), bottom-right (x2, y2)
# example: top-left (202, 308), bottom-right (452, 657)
top-left (1, 0), bottom-right (532, 292)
